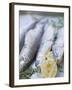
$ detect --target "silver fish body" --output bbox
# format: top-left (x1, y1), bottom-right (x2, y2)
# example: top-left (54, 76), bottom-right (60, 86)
top-left (35, 25), bottom-right (56, 66)
top-left (19, 15), bottom-right (38, 52)
top-left (52, 27), bottom-right (64, 63)
top-left (19, 23), bottom-right (44, 72)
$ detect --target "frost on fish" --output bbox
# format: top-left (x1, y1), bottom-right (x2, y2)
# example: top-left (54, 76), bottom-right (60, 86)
top-left (35, 25), bottom-right (57, 67)
top-left (19, 15), bottom-right (38, 52)
top-left (19, 23), bottom-right (44, 72)
top-left (39, 17), bottom-right (48, 24)
top-left (19, 14), bottom-right (64, 79)
top-left (52, 27), bottom-right (64, 63)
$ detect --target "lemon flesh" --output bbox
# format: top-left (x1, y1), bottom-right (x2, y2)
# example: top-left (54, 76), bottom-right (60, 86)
top-left (41, 51), bottom-right (57, 78)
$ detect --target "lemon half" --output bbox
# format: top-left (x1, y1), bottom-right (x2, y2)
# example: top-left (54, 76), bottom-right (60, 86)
top-left (41, 51), bottom-right (57, 78)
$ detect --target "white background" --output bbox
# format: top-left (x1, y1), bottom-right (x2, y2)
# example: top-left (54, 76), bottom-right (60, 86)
top-left (0, 0), bottom-right (72, 89)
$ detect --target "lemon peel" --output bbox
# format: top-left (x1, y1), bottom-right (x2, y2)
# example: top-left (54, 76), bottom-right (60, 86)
top-left (41, 51), bottom-right (57, 78)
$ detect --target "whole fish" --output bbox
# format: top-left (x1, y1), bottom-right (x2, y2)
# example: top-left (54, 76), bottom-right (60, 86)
top-left (52, 27), bottom-right (64, 63)
top-left (35, 24), bottom-right (57, 67)
top-left (19, 23), bottom-right (44, 72)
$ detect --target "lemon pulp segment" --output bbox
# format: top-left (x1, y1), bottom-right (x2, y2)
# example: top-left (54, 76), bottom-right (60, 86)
top-left (41, 51), bottom-right (57, 78)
